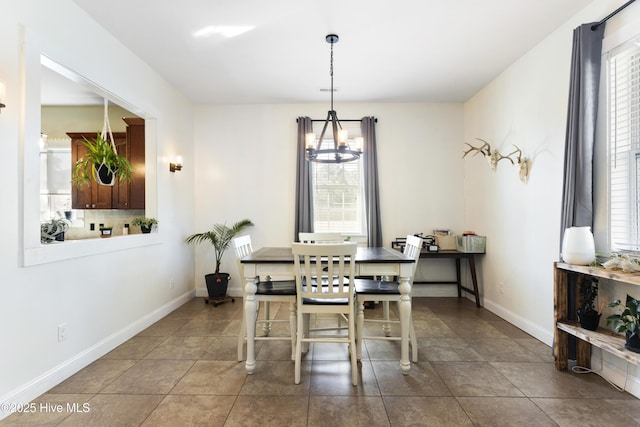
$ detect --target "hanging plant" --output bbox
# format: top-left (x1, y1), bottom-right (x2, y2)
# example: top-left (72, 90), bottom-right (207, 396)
top-left (72, 99), bottom-right (133, 186)
top-left (72, 133), bottom-right (133, 186)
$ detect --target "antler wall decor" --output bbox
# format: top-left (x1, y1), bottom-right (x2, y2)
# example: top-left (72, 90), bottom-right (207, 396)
top-left (462, 138), bottom-right (531, 183)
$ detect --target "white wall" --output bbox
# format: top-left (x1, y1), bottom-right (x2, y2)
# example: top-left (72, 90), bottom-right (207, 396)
top-left (463, 0), bottom-right (640, 394)
top-left (193, 102), bottom-right (465, 296)
top-left (0, 1), bottom-right (196, 418)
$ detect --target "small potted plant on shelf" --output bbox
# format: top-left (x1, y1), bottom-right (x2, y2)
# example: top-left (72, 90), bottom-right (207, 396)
top-left (577, 278), bottom-right (603, 331)
top-left (185, 219), bottom-right (254, 301)
top-left (41, 218), bottom-right (70, 243)
top-left (607, 295), bottom-right (640, 353)
top-left (131, 217), bottom-right (158, 234)
top-left (72, 132), bottom-right (133, 186)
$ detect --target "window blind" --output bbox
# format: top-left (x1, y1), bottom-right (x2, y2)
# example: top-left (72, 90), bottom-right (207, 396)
top-left (609, 37), bottom-right (640, 251)
top-left (311, 121), bottom-right (366, 234)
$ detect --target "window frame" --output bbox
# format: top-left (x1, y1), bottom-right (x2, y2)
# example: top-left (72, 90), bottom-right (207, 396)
top-left (310, 121), bottom-right (367, 237)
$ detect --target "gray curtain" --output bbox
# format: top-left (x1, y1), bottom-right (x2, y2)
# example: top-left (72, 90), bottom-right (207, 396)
top-left (559, 22), bottom-right (605, 360)
top-left (362, 117), bottom-right (383, 247)
top-left (560, 23), bottom-right (605, 246)
top-left (294, 117), bottom-right (313, 240)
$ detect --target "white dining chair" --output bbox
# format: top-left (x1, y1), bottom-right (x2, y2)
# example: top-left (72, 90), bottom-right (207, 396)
top-left (355, 234), bottom-right (421, 362)
top-left (233, 235), bottom-right (297, 361)
top-left (292, 242), bottom-right (359, 385)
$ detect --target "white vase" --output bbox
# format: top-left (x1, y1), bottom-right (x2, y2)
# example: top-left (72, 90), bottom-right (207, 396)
top-left (562, 226), bottom-right (596, 265)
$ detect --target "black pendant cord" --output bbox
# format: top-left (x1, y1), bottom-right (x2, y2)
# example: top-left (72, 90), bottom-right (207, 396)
top-left (591, 0), bottom-right (636, 30)
top-left (330, 37), bottom-right (335, 112)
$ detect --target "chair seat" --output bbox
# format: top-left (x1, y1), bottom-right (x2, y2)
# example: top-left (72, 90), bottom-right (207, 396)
top-left (302, 297), bottom-right (349, 305)
top-left (354, 279), bottom-right (400, 295)
top-left (256, 280), bottom-right (296, 295)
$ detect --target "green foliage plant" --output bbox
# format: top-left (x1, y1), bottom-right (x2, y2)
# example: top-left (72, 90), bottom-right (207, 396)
top-left (72, 133), bottom-right (133, 185)
top-left (185, 219), bottom-right (254, 274)
top-left (607, 295), bottom-right (640, 339)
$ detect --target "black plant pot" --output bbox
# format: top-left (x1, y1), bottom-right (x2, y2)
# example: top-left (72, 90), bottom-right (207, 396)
top-left (205, 273), bottom-right (229, 299)
top-left (577, 311), bottom-right (601, 331)
top-left (140, 225), bottom-right (152, 234)
top-left (626, 331), bottom-right (640, 353)
top-left (94, 163), bottom-right (117, 186)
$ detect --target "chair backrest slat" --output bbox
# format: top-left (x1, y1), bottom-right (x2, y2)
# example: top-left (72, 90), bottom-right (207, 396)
top-left (292, 242), bottom-right (357, 299)
top-left (404, 234), bottom-right (423, 280)
top-left (232, 235), bottom-right (253, 280)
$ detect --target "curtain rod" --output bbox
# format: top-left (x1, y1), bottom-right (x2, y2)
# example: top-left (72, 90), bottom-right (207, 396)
top-left (592, 0), bottom-right (636, 30)
top-left (296, 118), bottom-right (377, 123)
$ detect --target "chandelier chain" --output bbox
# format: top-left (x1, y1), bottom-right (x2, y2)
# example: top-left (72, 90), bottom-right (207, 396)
top-left (330, 39), bottom-right (334, 111)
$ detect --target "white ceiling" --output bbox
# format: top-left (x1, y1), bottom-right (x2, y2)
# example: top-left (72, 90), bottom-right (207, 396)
top-left (67, 0), bottom-right (593, 105)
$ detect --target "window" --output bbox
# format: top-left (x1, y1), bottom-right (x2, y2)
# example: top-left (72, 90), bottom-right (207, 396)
top-left (608, 36), bottom-right (640, 251)
top-left (311, 122), bottom-right (366, 235)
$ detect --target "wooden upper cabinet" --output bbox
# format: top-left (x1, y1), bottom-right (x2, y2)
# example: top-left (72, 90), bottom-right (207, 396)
top-left (69, 118), bottom-right (145, 210)
top-left (112, 118), bottom-right (145, 209)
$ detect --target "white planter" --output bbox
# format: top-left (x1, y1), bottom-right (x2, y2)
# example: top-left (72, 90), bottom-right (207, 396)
top-left (561, 226), bottom-right (595, 265)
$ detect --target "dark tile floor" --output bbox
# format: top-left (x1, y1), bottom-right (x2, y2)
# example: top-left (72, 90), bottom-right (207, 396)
top-left (3, 297), bottom-right (639, 426)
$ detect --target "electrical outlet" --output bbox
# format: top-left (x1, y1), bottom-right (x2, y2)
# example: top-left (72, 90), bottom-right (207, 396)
top-left (58, 323), bottom-right (67, 342)
top-left (169, 278), bottom-right (175, 289)
top-left (499, 282), bottom-right (505, 295)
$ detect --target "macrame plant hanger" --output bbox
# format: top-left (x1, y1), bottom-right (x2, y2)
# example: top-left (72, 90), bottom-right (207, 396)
top-left (97, 98), bottom-right (118, 186)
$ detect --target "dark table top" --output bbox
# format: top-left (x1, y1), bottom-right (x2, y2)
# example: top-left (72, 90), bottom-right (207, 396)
top-left (241, 246), bottom-right (414, 264)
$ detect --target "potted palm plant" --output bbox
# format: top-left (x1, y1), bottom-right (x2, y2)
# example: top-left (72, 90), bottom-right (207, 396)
top-left (131, 217), bottom-right (158, 233)
top-left (607, 295), bottom-right (640, 353)
top-left (72, 132), bottom-right (133, 186)
top-left (186, 219), bottom-right (254, 300)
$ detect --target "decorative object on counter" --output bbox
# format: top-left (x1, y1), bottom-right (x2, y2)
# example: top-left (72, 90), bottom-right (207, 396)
top-left (601, 253), bottom-right (640, 272)
top-left (40, 218), bottom-right (70, 243)
top-left (434, 229), bottom-right (457, 250)
top-left (577, 278), bottom-right (602, 331)
top-left (131, 217), bottom-right (158, 234)
top-left (462, 138), bottom-right (531, 183)
top-left (456, 232), bottom-right (486, 253)
top-left (99, 225), bottom-right (113, 238)
top-left (561, 226), bottom-right (595, 265)
top-left (185, 219), bottom-right (254, 300)
top-left (607, 295), bottom-right (640, 353)
top-left (72, 99), bottom-right (133, 186)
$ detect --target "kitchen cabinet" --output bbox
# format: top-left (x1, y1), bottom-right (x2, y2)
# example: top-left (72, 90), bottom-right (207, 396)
top-left (69, 118), bottom-right (145, 210)
top-left (112, 118), bottom-right (145, 209)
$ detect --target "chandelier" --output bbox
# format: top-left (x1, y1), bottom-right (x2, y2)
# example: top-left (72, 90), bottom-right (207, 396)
top-left (305, 34), bottom-right (362, 163)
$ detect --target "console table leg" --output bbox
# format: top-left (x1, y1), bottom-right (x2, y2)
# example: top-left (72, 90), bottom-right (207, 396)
top-left (468, 256), bottom-right (481, 308)
top-left (554, 329), bottom-right (569, 370)
top-left (455, 259), bottom-right (462, 297)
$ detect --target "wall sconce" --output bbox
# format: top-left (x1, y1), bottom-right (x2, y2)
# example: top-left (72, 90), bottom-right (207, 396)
top-left (169, 156), bottom-right (183, 173)
top-left (0, 82), bottom-right (6, 114)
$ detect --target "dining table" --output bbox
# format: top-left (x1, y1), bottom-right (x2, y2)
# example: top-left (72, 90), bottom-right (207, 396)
top-left (240, 246), bottom-right (416, 375)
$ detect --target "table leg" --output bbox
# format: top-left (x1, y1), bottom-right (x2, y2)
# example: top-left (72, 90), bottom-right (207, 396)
top-left (468, 255), bottom-right (481, 308)
top-left (244, 276), bottom-right (258, 374)
top-left (455, 259), bottom-right (462, 297)
top-left (398, 275), bottom-right (412, 375)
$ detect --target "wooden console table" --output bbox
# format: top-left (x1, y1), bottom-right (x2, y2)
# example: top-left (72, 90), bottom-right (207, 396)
top-left (553, 262), bottom-right (640, 370)
top-left (415, 250), bottom-right (482, 308)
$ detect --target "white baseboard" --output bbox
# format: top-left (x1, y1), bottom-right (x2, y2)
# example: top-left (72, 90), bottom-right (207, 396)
top-left (482, 297), bottom-right (554, 346)
top-left (0, 290), bottom-right (195, 421)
